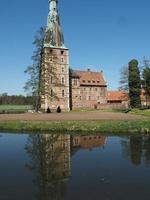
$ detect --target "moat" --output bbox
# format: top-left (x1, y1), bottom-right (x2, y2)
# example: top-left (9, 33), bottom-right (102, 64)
top-left (0, 133), bottom-right (150, 200)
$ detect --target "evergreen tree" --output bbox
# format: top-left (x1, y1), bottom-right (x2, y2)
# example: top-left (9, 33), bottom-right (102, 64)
top-left (128, 59), bottom-right (141, 108)
top-left (142, 57), bottom-right (150, 105)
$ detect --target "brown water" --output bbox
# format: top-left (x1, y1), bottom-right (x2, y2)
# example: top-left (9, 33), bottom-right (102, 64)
top-left (0, 133), bottom-right (150, 200)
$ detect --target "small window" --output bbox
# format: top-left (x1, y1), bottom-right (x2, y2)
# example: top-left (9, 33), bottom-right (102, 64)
top-left (61, 51), bottom-right (64, 55)
top-left (95, 88), bottom-right (98, 91)
top-left (93, 80), bottom-right (95, 83)
top-left (50, 50), bottom-right (53, 54)
top-left (62, 90), bottom-right (65, 97)
top-left (83, 80), bottom-right (86, 83)
top-left (62, 67), bottom-right (64, 73)
top-left (62, 77), bottom-right (64, 84)
top-left (88, 80), bottom-right (91, 83)
top-left (51, 89), bottom-right (53, 97)
top-left (97, 81), bottom-right (100, 83)
top-left (80, 96), bottom-right (82, 100)
top-left (89, 96), bottom-right (91, 100)
top-left (61, 57), bottom-right (64, 62)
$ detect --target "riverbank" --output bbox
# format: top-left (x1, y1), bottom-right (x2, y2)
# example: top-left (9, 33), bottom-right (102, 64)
top-left (0, 120), bottom-right (150, 135)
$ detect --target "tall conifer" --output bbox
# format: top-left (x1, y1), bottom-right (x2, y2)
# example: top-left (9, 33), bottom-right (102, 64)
top-left (128, 59), bottom-right (141, 108)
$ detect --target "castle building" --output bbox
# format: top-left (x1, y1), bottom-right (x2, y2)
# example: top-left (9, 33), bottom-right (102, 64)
top-left (41, 0), bottom-right (107, 111)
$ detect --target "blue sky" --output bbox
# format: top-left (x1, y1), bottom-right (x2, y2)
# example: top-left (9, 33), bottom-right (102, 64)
top-left (0, 0), bottom-right (150, 95)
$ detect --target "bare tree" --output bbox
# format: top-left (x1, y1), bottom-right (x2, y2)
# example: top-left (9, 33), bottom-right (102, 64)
top-left (119, 65), bottom-right (129, 92)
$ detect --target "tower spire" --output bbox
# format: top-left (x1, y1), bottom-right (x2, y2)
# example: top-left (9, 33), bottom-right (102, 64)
top-left (44, 0), bottom-right (65, 48)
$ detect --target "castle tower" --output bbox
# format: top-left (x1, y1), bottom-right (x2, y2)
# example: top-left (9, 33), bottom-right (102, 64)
top-left (41, 0), bottom-right (70, 111)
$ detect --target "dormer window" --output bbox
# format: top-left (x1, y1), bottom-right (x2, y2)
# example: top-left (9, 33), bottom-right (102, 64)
top-left (73, 79), bottom-right (78, 86)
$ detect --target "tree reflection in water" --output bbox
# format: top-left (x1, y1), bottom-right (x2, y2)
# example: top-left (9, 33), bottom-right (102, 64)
top-left (25, 134), bottom-right (71, 200)
top-left (121, 135), bottom-right (150, 166)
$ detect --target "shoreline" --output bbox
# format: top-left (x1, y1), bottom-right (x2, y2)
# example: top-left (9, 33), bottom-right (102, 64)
top-left (0, 120), bottom-right (150, 135)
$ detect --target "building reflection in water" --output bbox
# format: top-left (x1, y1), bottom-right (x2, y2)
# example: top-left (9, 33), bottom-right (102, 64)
top-left (25, 134), bottom-right (107, 200)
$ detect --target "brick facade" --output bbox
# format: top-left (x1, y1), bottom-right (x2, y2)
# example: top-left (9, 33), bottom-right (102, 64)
top-left (41, 47), bottom-right (70, 111)
top-left (70, 70), bottom-right (107, 109)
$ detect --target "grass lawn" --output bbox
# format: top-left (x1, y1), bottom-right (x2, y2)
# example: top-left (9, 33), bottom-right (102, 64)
top-left (0, 120), bottom-right (150, 135)
top-left (128, 109), bottom-right (150, 117)
top-left (0, 105), bottom-right (32, 111)
top-left (0, 105), bottom-right (33, 114)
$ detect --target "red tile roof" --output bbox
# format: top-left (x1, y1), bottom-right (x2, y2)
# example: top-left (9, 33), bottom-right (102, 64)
top-left (73, 70), bottom-right (107, 86)
top-left (107, 91), bottom-right (128, 101)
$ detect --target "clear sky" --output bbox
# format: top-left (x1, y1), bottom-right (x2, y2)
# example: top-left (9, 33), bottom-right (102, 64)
top-left (0, 0), bottom-right (150, 95)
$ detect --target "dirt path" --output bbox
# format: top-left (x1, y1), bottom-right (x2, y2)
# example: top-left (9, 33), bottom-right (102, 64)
top-left (0, 111), bottom-right (148, 121)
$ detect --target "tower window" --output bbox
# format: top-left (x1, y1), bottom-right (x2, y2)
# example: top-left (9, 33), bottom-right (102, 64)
top-left (61, 51), bottom-right (64, 55)
top-left (62, 67), bottom-right (64, 73)
top-left (51, 89), bottom-right (53, 97)
top-left (61, 58), bottom-right (64, 62)
top-left (50, 50), bottom-right (53, 54)
top-left (62, 90), bottom-right (65, 97)
top-left (89, 96), bottom-right (91, 100)
top-left (62, 77), bottom-right (64, 84)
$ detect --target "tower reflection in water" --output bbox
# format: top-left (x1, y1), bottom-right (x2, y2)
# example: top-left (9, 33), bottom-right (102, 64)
top-left (25, 134), bottom-right (107, 200)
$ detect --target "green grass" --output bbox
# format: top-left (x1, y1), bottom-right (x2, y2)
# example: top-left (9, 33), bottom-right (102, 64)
top-left (0, 105), bottom-right (32, 111)
top-left (0, 120), bottom-right (150, 135)
top-left (128, 109), bottom-right (150, 117)
top-left (0, 105), bottom-right (33, 114)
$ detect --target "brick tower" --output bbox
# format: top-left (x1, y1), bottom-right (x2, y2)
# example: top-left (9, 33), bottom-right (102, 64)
top-left (41, 0), bottom-right (70, 111)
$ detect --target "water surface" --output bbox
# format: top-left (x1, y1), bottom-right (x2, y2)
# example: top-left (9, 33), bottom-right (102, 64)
top-left (0, 133), bottom-right (150, 200)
